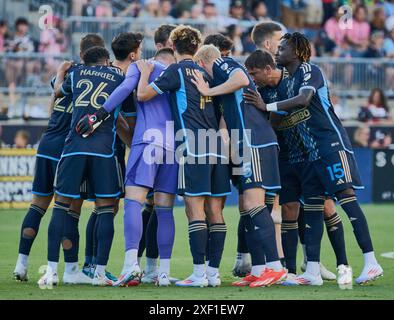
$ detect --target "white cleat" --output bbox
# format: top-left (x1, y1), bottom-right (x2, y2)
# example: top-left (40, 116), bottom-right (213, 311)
top-left (301, 262), bottom-right (336, 281)
top-left (37, 271), bottom-right (59, 287)
top-left (141, 270), bottom-right (158, 284)
top-left (13, 265), bottom-right (28, 282)
top-left (282, 272), bottom-right (323, 286)
top-left (63, 270), bottom-right (93, 285)
top-left (207, 273), bottom-right (221, 287)
top-left (175, 273), bottom-right (209, 287)
top-left (281, 272), bottom-right (297, 284)
top-left (356, 263), bottom-right (383, 285)
top-left (92, 272), bottom-right (114, 286)
top-left (232, 254), bottom-right (252, 277)
top-left (114, 266), bottom-right (141, 287)
top-left (337, 264), bottom-right (353, 289)
top-left (156, 273), bottom-right (171, 287)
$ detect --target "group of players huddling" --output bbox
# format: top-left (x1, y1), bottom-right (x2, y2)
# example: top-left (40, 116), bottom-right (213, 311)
top-left (13, 21), bottom-right (384, 288)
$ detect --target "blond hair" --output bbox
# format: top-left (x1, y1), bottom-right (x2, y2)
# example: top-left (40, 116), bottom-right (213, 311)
top-left (194, 44), bottom-right (221, 64)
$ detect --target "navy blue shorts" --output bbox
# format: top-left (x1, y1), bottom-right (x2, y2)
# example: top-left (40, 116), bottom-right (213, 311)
top-left (31, 156), bottom-right (59, 196)
top-left (54, 155), bottom-right (122, 199)
top-left (177, 155), bottom-right (231, 197)
top-left (303, 150), bottom-right (364, 197)
top-left (278, 160), bottom-right (304, 205)
top-left (231, 146), bottom-right (281, 194)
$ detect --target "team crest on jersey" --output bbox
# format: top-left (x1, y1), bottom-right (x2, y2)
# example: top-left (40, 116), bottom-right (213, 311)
top-left (243, 162), bottom-right (252, 178)
top-left (221, 63), bottom-right (229, 71)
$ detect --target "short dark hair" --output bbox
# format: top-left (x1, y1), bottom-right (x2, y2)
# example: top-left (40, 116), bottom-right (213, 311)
top-left (245, 49), bottom-right (275, 70)
top-left (154, 24), bottom-right (177, 46)
top-left (170, 25), bottom-right (202, 55)
top-left (154, 47), bottom-right (175, 59)
top-left (80, 34), bottom-right (105, 56)
top-left (83, 46), bottom-right (110, 65)
top-left (251, 22), bottom-right (282, 47)
top-left (15, 17), bottom-right (29, 27)
top-left (203, 33), bottom-right (233, 52)
top-left (111, 32), bottom-right (143, 60)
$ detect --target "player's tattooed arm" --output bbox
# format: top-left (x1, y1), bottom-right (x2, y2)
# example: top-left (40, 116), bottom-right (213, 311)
top-left (136, 60), bottom-right (156, 101)
top-left (53, 60), bottom-right (73, 98)
top-left (192, 69), bottom-right (249, 97)
top-left (116, 114), bottom-right (133, 148)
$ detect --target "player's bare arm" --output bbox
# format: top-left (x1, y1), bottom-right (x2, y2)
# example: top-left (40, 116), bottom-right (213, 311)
top-left (136, 60), bottom-right (156, 101)
top-left (53, 60), bottom-right (73, 98)
top-left (116, 114), bottom-right (133, 148)
top-left (191, 69), bottom-right (249, 97)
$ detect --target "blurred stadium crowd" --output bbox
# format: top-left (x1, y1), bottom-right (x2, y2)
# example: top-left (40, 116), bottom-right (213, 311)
top-left (0, 0), bottom-right (393, 122)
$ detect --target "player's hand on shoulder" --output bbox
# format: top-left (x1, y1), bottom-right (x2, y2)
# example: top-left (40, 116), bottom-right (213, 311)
top-left (136, 59), bottom-right (154, 74)
top-left (75, 107), bottom-right (109, 138)
top-left (57, 60), bottom-right (73, 74)
top-left (191, 69), bottom-right (210, 96)
top-left (243, 88), bottom-right (266, 111)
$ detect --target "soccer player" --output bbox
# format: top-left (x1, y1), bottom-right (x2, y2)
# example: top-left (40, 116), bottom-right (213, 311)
top-left (251, 22), bottom-right (337, 281)
top-left (81, 32), bottom-right (139, 282)
top-left (43, 46), bottom-right (128, 286)
top-left (244, 49), bottom-right (351, 286)
top-left (13, 34), bottom-right (106, 284)
top-left (137, 26), bottom-right (231, 287)
top-left (79, 41), bottom-right (178, 287)
top-left (193, 44), bottom-right (286, 287)
top-left (247, 33), bottom-right (383, 285)
top-left (203, 33), bottom-right (234, 57)
top-left (137, 24), bottom-right (177, 277)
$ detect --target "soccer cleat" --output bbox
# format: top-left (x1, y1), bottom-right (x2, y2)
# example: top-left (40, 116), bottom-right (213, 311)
top-left (355, 263), bottom-right (383, 285)
top-left (301, 261), bottom-right (336, 280)
top-left (232, 254), bottom-right (252, 277)
top-left (207, 272), bottom-right (221, 287)
top-left (280, 272), bottom-right (297, 284)
top-left (169, 276), bottom-right (179, 284)
top-left (92, 272), bottom-right (114, 286)
top-left (13, 265), bottom-right (28, 282)
top-left (105, 270), bottom-right (118, 283)
top-left (337, 264), bottom-right (353, 289)
top-left (231, 273), bottom-right (258, 287)
top-left (141, 270), bottom-right (158, 284)
top-left (249, 268), bottom-right (287, 288)
top-left (175, 273), bottom-right (208, 287)
top-left (63, 270), bottom-right (93, 285)
top-left (114, 266), bottom-right (141, 287)
top-left (156, 273), bottom-right (171, 287)
top-left (37, 271), bottom-right (59, 287)
top-left (282, 272), bottom-right (323, 286)
top-left (82, 264), bottom-right (94, 279)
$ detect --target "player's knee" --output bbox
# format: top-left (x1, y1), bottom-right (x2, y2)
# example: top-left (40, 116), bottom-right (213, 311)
top-left (323, 199), bottom-right (336, 217)
top-left (31, 195), bottom-right (52, 210)
top-left (62, 237), bottom-right (73, 250)
top-left (336, 188), bottom-right (355, 199)
top-left (22, 227), bottom-right (37, 239)
top-left (281, 202), bottom-right (299, 220)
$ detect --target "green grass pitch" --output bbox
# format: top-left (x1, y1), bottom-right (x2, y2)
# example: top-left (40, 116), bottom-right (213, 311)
top-left (0, 204), bottom-right (393, 300)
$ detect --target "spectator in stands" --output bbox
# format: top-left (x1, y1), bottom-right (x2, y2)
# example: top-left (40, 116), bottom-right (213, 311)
top-left (383, 0), bottom-right (394, 17)
top-left (384, 19), bottom-right (394, 58)
top-left (158, 0), bottom-right (174, 19)
top-left (139, 0), bottom-right (160, 18)
top-left (358, 88), bottom-right (391, 123)
top-left (82, 0), bottom-right (96, 17)
top-left (203, 2), bottom-right (229, 34)
top-left (226, 24), bottom-right (243, 56)
top-left (280, 0), bottom-right (306, 30)
top-left (322, 0), bottom-right (337, 24)
top-left (229, 1), bottom-right (245, 20)
top-left (13, 130), bottom-right (30, 148)
top-left (370, 7), bottom-right (386, 33)
top-left (95, 0), bottom-right (113, 30)
top-left (0, 20), bottom-right (9, 53)
top-left (304, 0), bottom-right (323, 29)
top-left (331, 94), bottom-right (349, 121)
top-left (190, 4), bottom-right (204, 20)
top-left (364, 31), bottom-right (385, 58)
top-left (5, 17), bottom-right (35, 118)
top-left (118, 2), bottom-right (141, 17)
top-left (345, 4), bottom-right (370, 57)
top-left (323, 5), bottom-right (348, 56)
top-left (353, 125), bottom-right (371, 148)
top-left (249, 1), bottom-right (270, 22)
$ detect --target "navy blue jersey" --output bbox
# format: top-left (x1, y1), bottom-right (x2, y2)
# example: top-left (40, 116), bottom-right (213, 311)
top-left (275, 63), bottom-right (353, 163)
top-left (212, 57), bottom-right (277, 148)
top-left (151, 59), bottom-right (223, 158)
top-left (60, 65), bottom-right (127, 157)
top-left (37, 64), bottom-right (83, 160)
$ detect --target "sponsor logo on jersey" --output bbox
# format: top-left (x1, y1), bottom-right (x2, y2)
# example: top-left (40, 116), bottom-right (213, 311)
top-left (276, 107), bottom-right (311, 131)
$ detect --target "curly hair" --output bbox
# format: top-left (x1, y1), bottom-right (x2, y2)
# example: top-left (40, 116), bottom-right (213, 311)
top-left (170, 25), bottom-right (202, 55)
top-left (282, 32), bottom-right (311, 62)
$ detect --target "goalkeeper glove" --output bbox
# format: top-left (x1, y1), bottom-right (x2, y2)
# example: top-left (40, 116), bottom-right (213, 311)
top-left (76, 107), bottom-right (110, 138)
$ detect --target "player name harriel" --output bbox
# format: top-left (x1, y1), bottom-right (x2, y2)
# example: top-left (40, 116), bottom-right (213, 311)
top-left (79, 69), bottom-right (117, 81)
top-left (276, 107), bottom-right (311, 131)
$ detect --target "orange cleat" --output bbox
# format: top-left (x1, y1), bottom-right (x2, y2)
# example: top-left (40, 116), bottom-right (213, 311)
top-left (249, 268), bottom-right (287, 288)
top-left (231, 273), bottom-right (259, 287)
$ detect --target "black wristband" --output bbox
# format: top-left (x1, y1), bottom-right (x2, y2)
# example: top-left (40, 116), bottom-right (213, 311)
top-left (95, 107), bottom-right (109, 122)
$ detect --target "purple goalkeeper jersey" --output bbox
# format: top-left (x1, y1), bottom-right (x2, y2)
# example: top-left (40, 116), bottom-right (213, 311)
top-left (103, 61), bottom-right (174, 151)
